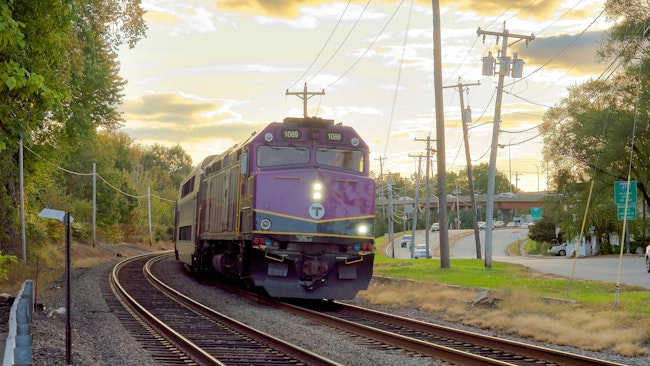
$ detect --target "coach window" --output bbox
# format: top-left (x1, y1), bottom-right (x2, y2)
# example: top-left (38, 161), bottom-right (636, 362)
top-left (181, 177), bottom-right (195, 198)
top-left (316, 149), bottom-right (364, 173)
top-left (257, 146), bottom-right (310, 167)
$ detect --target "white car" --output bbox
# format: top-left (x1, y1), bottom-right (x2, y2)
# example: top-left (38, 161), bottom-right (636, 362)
top-left (430, 223), bottom-right (440, 232)
top-left (493, 220), bottom-right (505, 228)
top-left (477, 221), bottom-right (486, 230)
top-left (548, 242), bottom-right (567, 256)
top-left (401, 235), bottom-right (413, 248)
top-left (414, 245), bottom-right (432, 259)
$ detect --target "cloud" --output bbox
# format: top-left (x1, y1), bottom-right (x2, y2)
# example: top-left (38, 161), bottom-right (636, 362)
top-left (513, 31), bottom-right (606, 75)
top-left (120, 92), bottom-right (268, 163)
top-left (212, 0), bottom-right (569, 21)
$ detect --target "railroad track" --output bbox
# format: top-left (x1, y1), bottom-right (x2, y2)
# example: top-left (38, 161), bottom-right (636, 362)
top-left (109, 252), bottom-right (341, 365)
top-left (274, 299), bottom-right (628, 366)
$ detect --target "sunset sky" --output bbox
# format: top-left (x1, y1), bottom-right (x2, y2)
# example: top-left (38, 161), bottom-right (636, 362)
top-left (117, 0), bottom-right (613, 192)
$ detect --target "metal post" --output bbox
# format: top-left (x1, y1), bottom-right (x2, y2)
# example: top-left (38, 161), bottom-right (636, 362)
top-left (148, 187), bottom-right (153, 246)
top-left (19, 139), bottom-right (26, 263)
top-left (64, 212), bottom-right (72, 365)
top-left (92, 163), bottom-right (96, 247)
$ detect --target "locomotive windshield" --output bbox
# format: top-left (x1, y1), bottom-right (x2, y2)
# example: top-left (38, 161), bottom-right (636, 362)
top-left (257, 146), bottom-right (310, 167)
top-left (316, 148), bottom-right (364, 172)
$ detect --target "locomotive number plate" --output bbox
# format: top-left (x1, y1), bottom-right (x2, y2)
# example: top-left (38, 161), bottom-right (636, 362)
top-left (281, 129), bottom-right (302, 140)
top-left (326, 132), bottom-right (344, 142)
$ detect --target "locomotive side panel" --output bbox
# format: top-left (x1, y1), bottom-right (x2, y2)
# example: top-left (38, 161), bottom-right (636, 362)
top-left (202, 164), bottom-right (241, 237)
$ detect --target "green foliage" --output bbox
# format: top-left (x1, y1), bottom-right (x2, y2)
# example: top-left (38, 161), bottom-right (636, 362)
top-left (0, 253), bottom-right (18, 281)
top-left (0, 1), bottom-right (151, 256)
top-left (527, 216), bottom-right (563, 244)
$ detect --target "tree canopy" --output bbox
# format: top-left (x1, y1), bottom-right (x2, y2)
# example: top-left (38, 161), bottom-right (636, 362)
top-left (539, 0), bottom-right (650, 242)
top-left (0, 1), bottom-right (197, 258)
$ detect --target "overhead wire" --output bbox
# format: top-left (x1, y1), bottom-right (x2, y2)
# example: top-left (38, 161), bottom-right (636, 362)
top-left (23, 144), bottom-right (174, 203)
top-left (287, 0), bottom-right (354, 90)
top-left (384, 0), bottom-right (415, 157)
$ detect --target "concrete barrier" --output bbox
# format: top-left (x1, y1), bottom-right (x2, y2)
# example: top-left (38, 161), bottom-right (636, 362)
top-left (3, 280), bottom-right (33, 366)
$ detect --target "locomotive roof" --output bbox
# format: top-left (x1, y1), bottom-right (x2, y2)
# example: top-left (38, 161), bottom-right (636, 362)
top-left (282, 116), bottom-right (335, 128)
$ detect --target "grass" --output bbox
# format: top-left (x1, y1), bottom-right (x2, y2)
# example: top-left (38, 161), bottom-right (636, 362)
top-left (360, 235), bottom-right (650, 358)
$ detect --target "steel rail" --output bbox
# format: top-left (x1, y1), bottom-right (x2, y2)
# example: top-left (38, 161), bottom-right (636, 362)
top-left (143, 252), bottom-right (342, 366)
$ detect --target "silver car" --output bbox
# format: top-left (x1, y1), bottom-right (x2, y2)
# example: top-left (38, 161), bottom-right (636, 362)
top-left (414, 245), bottom-right (432, 259)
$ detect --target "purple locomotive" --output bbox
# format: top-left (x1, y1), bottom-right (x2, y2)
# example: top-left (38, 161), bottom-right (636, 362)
top-left (174, 116), bottom-right (375, 299)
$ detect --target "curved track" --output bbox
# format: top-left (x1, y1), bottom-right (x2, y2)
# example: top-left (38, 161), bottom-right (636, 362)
top-left (274, 301), bottom-right (628, 366)
top-left (110, 252), bottom-right (341, 365)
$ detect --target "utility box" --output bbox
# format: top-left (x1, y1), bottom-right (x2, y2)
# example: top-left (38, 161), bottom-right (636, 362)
top-left (511, 58), bottom-right (524, 78)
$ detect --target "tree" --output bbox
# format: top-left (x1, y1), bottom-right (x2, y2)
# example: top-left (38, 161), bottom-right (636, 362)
top-left (539, 0), bottom-right (650, 239)
top-left (0, 1), bottom-right (147, 254)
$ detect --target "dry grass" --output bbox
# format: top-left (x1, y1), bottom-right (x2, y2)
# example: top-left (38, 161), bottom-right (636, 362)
top-left (356, 278), bottom-right (650, 358)
top-left (0, 241), bottom-right (173, 300)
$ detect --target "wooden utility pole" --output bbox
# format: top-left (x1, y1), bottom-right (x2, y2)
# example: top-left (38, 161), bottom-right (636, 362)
top-left (443, 78), bottom-right (481, 259)
top-left (431, 0), bottom-right (449, 268)
top-left (415, 135), bottom-right (436, 261)
top-left (409, 153), bottom-right (426, 259)
top-left (285, 83), bottom-right (325, 118)
top-left (477, 23), bottom-right (534, 268)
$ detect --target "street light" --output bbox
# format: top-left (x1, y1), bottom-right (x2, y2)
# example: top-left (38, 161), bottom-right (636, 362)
top-left (534, 164), bottom-right (540, 192)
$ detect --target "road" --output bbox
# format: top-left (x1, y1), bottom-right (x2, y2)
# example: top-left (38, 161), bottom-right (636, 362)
top-left (388, 228), bottom-right (650, 290)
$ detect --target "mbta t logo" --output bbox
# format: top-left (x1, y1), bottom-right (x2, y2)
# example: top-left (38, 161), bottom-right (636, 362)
top-left (308, 203), bottom-right (325, 220)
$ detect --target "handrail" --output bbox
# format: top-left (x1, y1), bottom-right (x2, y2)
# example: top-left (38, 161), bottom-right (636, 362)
top-left (3, 280), bottom-right (33, 366)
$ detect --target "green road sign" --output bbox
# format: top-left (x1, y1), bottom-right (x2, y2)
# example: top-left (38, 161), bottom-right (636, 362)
top-left (614, 181), bottom-right (636, 205)
top-left (531, 207), bottom-right (542, 222)
top-left (617, 205), bottom-right (636, 220)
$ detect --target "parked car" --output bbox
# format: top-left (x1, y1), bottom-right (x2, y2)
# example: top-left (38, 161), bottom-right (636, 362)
top-left (506, 221), bottom-right (517, 228)
top-left (493, 220), bottom-right (505, 228)
top-left (548, 241), bottom-right (567, 256)
top-left (500, 192), bottom-right (515, 197)
top-left (477, 221), bottom-right (486, 230)
top-left (401, 235), bottom-right (413, 248)
top-left (414, 244), bottom-right (432, 259)
top-left (645, 245), bottom-right (650, 273)
top-left (520, 222), bottom-right (530, 229)
top-left (430, 223), bottom-right (440, 232)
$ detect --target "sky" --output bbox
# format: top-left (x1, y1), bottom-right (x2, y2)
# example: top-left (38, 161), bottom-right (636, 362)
top-left (117, 0), bottom-right (614, 192)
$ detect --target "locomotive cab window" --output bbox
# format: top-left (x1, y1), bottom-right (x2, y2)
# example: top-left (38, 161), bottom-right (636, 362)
top-left (316, 148), bottom-right (364, 173)
top-left (257, 145), bottom-right (310, 167)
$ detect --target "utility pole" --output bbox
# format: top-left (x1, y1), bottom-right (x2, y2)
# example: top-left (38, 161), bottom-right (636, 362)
top-left (415, 135), bottom-right (436, 259)
top-left (477, 22), bottom-right (534, 268)
top-left (443, 78), bottom-right (481, 259)
top-left (409, 153), bottom-right (425, 259)
top-left (285, 82), bottom-right (325, 118)
top-left (387, 172), bottom-right (395, 258)
top-left (431, 0), bottom-right (449, 268)
top-left (377, 156), bottom-right (395, 257)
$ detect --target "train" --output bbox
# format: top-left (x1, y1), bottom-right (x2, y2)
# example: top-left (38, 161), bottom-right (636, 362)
top-left (174, 116), bottom-right (376, 300)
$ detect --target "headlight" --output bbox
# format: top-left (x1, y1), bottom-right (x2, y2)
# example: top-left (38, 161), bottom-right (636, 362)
top-left (312, 182), bottom-right (323, 201)
top-left (358, 225), bottom-right (368, 234)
